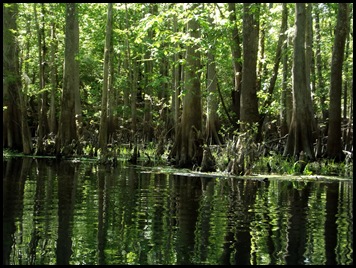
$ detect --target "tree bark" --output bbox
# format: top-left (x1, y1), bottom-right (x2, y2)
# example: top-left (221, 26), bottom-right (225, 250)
top-left (130, 61), bottom-right (138, 138)
top-left (107, 34), bottom-right (116, 141)
top-left (205, 9), bottom-right (221, 145)
top-left (314, 7), bottom-right (328, 121)
top-left (228, 3), bottom-right (242, 129)
top-left (304, 3), bottom-right (318, 135)
top-left (172, 9), bottom-right (182, 139)
top-left (280, 13), bottom-right (292, 137)
top-left (283, 3), bottom-right (316, 160)
top-left (3, 3), bottom-right (32, 154)
top-left (143, 4), bottom-right (156, 142)
top-left (123, 4), bottom-right (138, 139)
top-left (342, 34), bottom-right (350, 145)
top-left (49, 21), bottom-right (58, 134)
top-left (326, 3), bottom-right (349, 161)
top-left (240, 3), bottom-right (260, 127)
top-left (158, 50), bottom-right (171, 139)
top-left (205, 50), bottom-right (221, 145)
top-left (55, 3), bottom-right (80, 157)
top-left (256, 3), bottom-right (266, 94)
top-left (342, 34), bottom-right (350, 120)
top-left (98, 3), bottom-right (113, 155)
top-left (170, 3), bottom-right (203, 168)
top-left (307, 4), bottom-right (316, 97)
top-left (34, 3), bottom-right (49, 155)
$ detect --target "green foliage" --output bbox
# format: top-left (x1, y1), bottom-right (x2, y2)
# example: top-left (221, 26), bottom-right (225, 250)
top-left (254, 154), bottom-right (352, 178)
top-left (3, 148), bottom-right (21, 159)
top-left (126, 252), bottom-right (138, 264)
top-left (303, 164), bottom-right (313, 175)
top-left (8, 3), bottom-right (353, 167)
top-left (254, 153), bottom-right (293, 175)
top-left (317, 159), bottom-right (352, 177)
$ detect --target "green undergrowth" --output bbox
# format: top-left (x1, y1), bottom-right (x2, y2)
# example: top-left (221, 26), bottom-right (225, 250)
top-left (253, 153), bottom-right (353, 178)
top-left (3, 146), bottom-right (353, 179)
top-left (209, 145), bottom-right (352, 179)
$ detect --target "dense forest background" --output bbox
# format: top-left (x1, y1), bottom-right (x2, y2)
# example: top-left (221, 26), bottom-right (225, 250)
top-left (3, 3), bottom-right (353, 175)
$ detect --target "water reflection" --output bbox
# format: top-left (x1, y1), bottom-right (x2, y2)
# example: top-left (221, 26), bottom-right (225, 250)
top-left (2, 158), bottom-right (353, 265)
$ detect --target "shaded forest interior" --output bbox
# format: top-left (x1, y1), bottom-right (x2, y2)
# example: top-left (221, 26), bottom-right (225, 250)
top-left (3, 3), bottom-right (353, 176)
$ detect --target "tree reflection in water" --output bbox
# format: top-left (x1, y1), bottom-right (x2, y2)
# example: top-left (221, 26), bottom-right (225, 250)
top-left (2, 159), bottom-right (353, 265)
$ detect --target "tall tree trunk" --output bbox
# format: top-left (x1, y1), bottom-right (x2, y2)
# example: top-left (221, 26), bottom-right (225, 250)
top-left (304, 3), bottom-right (318, 136)
top-left (305, 3), bottom-right (313, 95)
top-left (314, 7), bottom-right (328, 121)
top-left (205, 7), bottom-right (221, 145)
top-left (170, 3), bottom-right (203, 168)
top-left (326, 3), bottom-right (349, 161)
top-left (256, 3), bottom-right (266, 94)
top-left (130, 61), bottom-right (138, 138)
top-left (206, 51), bottom-right (221, 145)
top-left (55, 3), bottom-right (80, 157)
top-left (71, 6), bottom-right (82, 139)
top-left (228, 3), bottom-right (242, 129)
top-left (342, 34), bottom-right (352, 152)
top-left (172, 10), bottom-right (182, 138)
top-left (142, 4), bottom-right (156, 142)
top-left (307, 4), bottom-right (316, 96)
top-left (259, 3), bottom-right (288, 140)
top-left (122, 35), bottom-right (130, 123)
top-left (283, 3), bottom-right (316, 160)
top-left (123, 3), bottom-right (137, 140)
top-left (74, 74), bottom-right (82, 138)
top-left (158, 47), bottom-right (171, 139)
top-left (143, 55), bottom-right (153, 142)
top-left (107, 36), bottom-right (115, 141)
top-left (342, 35), bottom-right (350, 120)
top-left (280, 16), bottom-right (292, 137)
top-left (240, 3), bottom-right (260, 127)
top-left (3, 3), bottom-right (32, 154)
top-left (98, 3), bottom-right (113, 156)
top-left (34, 3), bottom-right (49, 155)
top-left (345, 79), bottom-right (353, 152)
top-left (122, 3), bottom-right (131, 135)
top-left (49, 21), bottom-right (58, 134)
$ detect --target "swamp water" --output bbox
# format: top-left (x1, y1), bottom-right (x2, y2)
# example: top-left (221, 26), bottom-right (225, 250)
top-left (3, 158), bottom-right (353, 265)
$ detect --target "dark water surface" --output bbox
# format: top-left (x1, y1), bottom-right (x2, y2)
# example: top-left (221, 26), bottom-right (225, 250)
top-left (3, 158), bottom-right (353, 265)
